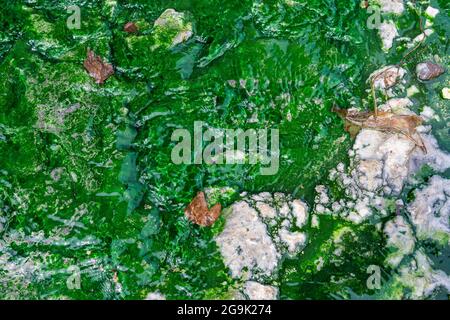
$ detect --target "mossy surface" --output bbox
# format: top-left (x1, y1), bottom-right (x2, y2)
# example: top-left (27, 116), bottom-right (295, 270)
top-left (0, 0), bottom-right (449, 299)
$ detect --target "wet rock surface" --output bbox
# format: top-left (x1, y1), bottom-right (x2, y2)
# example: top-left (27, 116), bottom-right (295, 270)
top-left (242, 281), bottom-right (279, 300)
top-left (153, 9), bottom-right (194, 48)
top-left (377, 0), bottom-right (405, 15)
top-left (416, 62), bottom-right (445, 81)
top-left (215, 193), bottom-right (308, 281)
top-left (1, 0), bottom-right (449, 301)
top-left (408, 176), bottom-right (450, 244)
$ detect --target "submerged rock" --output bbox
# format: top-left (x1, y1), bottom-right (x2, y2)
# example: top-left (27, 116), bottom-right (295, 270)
top-left (153, 9), bottom-right (194, 49)
top-left (410, 29), bottom-right (434, 47)
top-left (384, 216), bottom-right (415, 268)
top-left (377, 0), bottom-right (405, 15)
top-left (215, 193), bottom-right (308, 280)
top-left (323, 94), bottom-right (450, 224)
top-left (443, 88), bottom-right (450, 100)
top-left (390, 250), bottom-right (450, 299)
top-left (242, 281), bottom-right (278, 300)
top-left (416, 62), bottom-right (445, 81)
top-left (145, 291), bottom-right (166, 300)
top-left (408, 176), bottom-right (450, 245)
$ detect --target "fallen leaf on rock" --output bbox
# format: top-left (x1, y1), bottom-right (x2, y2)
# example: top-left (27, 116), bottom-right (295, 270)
top-left (333, 106), bottom-right (426, 152)
top-left (416, 61), bottom-right (445, 81)
top-left (83, 49), bottom-right (114, 84)
top-left (185, 192), bottom-right (222, 227)
top-left (124, 22), bottom-right (138, 33)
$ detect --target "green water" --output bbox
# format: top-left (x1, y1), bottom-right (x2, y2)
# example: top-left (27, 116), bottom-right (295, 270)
top-left (0, 0), bottom-right (449, 299)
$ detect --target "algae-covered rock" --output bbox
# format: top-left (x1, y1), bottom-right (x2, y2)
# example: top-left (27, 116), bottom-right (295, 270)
top-left (384, 216), bottom-right (415, 268)
top-left (153, 9), bottom-right (194, 49)
top-left (386, 250), bottom-right (450, 299)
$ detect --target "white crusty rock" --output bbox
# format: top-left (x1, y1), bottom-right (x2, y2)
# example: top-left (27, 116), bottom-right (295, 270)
top-left (384, 216), bottom-right (415, 268)
top-left (409, 132), bottom-right (450, 174)
top-left (408, 176), bottom-right (450, 244)
top-left (319, 85), bottom-right (450, 224)
top-left (291, 199), bottom-right (308, 228)
top-left (420, 106), bottom-right (437, 122)
top-left (443, 88), bottom-right (450, 100)
top-left (215, 193), bottom-right (308, 280)
top-left (425, 6), bottom-right (439, 19)
top-left (377, 0), bottom-right (405, 15)
top-left (378, 21), bottom-right (398, 51)
top-left (380, 97), bottom-right (413, 113)
top-left (145, 291), bottom-right (166, 300)
top-left (279, 228), bottom-right (307, 254)
top-left (325, 126), bottom-right (450, 224)
top-left (215, 200), bottom-right (278, 279)
top-left (242, 281), bottom-right (279, 300)
top-left (354, 129), bottom-right (416, 194)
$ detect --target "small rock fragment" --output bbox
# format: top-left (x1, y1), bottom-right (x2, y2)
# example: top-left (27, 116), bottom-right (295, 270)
top-left (443, 88), bottom-right (450, 100)
top-left (279, 228), bottom-right (307, 254)
top-left (406, 85), bottom-right (420, 97)
top-left (83, 49), bottom-right (114, 85)
top-left (425, 6), bottom-right (439, 19)
top-left (416, 62), bottom-right (445, 81)
top-left (185, 192), bottom-right (222, 227)
top-left (145, 292), bottom-right (166, 300)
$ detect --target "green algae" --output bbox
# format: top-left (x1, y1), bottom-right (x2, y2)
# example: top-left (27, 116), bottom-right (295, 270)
top-left (0, 0), bottom-right (449, 300)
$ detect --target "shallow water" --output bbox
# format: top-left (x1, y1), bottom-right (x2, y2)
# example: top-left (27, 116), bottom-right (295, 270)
top-left (0, 0), bottom-right (449, 299)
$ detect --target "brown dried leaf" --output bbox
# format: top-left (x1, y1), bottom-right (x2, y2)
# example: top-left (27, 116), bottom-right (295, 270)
top-left (185, 192), bottom-right (222, 227)
top-left (333, 106), bottom-right (426, 151)
top-left (124, 22), bottom-right (138, 33)
top-left (362, 112), bottom-right (423, 134)
top-left (83, 49), bottom-right (114, 85)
